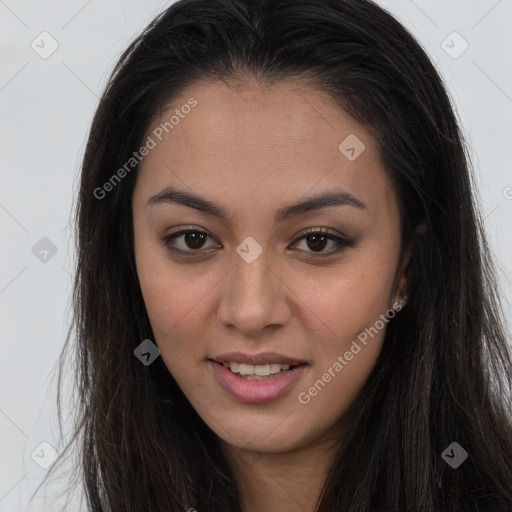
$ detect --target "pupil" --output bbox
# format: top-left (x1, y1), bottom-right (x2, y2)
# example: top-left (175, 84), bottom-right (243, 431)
top-left (307, 234), bottom-right (327, 252)
top-left (185, 232), bottom-right (206, 249)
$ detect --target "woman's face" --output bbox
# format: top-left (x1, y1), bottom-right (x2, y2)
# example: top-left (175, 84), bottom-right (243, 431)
top-left (132, 78), bottom-right (407, 454)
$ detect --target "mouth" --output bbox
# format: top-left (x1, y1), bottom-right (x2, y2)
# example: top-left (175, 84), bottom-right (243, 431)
top-left (208, 359), bottom-right (307, 380)
top-left (207, 351), bottom-right (309, 403)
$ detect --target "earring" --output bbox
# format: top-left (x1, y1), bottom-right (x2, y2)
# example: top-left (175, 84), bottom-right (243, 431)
top-left (401, 294), bottom-right (408, 307)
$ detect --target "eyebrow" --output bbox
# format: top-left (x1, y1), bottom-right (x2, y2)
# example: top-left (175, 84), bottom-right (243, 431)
top-left (146, 185), bottom-right (367, 222)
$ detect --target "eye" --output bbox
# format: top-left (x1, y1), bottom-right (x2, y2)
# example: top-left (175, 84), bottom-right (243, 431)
top-left (161, 228), bottom-right (219, 256)
top-left (160, 227), bottom-right (355, 258)
top-left (290, 228), bottom-right (355, 257)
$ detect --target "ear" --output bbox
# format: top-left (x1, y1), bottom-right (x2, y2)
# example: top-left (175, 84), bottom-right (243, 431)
top-left (391, 241), bottom-right (412, 310)
top-left (391, 222), bottom-right (426, 309)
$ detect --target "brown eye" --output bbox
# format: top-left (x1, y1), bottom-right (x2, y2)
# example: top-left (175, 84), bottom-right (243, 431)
top-left (291, 229), bottom-right (355, 256)
top-left (303, 233), bottom-right (330, 252)
top-left (182, 231), bottom-right (208, 249)
top-left (162, 229), bottom-right (218, 254)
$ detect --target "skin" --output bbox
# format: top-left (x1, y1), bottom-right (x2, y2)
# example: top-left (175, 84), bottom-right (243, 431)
top-left (132, 77), bottom-right (410, 512)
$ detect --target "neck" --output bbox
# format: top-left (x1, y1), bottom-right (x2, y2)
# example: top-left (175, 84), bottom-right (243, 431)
top-left (220, 432), bottom-right (343, 512)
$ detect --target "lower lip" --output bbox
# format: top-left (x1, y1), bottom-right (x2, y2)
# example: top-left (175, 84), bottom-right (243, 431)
top-left (208, 360), bottom-right (307, 404)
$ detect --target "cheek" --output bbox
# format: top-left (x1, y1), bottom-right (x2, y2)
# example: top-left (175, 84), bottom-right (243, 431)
top-left (298, 258), bottom-right (396, 342)
top-left (294, 286), bottom-right (391, 437)
top-left (134, 221), bottom-right (209, 334)
top-left (299, 285), bottom-right (389, 387)
top-left (293, 338), bottom-right (383, 446)
top-left (135, 249), bottom-right (214, 373)
top-left (293, 256), bottom-right (396, 413)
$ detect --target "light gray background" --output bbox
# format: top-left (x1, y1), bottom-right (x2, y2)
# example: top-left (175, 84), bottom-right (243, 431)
top-left (1, 0), bottom-right (511, 510)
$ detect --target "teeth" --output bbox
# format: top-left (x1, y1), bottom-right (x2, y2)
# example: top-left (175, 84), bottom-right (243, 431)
top-left (269, 363), bottom-right (284, 373)
top-left (221, 361), bottom-right (292, 376)
top-left (238, 363), bottom-right (256, 375)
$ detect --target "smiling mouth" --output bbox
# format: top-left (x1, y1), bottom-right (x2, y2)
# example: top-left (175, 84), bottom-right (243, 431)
top-left (208, 358), bottom-right (308, 403)
top-left (209, 360), bottom-right (306, 380)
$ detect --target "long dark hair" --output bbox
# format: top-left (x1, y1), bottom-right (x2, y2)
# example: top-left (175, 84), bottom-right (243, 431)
top-left (47, 0), bottom-right (512, 510)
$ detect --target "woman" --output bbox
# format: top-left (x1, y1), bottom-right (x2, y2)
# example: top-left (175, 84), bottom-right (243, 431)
top-left (51, 0), bottom-right (512, 510)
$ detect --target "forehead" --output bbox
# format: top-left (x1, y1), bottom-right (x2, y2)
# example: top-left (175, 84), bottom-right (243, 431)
top-left (135, 77), bottom-right (396, 221)
top-left (148, 77), bottom-right (375, 155)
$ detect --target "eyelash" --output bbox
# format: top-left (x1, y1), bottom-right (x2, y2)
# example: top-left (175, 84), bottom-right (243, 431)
top-left (160, 227), bottom-right (355, 259)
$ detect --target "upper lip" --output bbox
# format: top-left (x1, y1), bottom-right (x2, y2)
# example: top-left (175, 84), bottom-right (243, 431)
top-left (210, 351), bottom-right (306, 366)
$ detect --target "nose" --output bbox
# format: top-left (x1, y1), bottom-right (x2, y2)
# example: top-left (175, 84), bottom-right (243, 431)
top-left (216, 250), bottom-right (292, 337)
